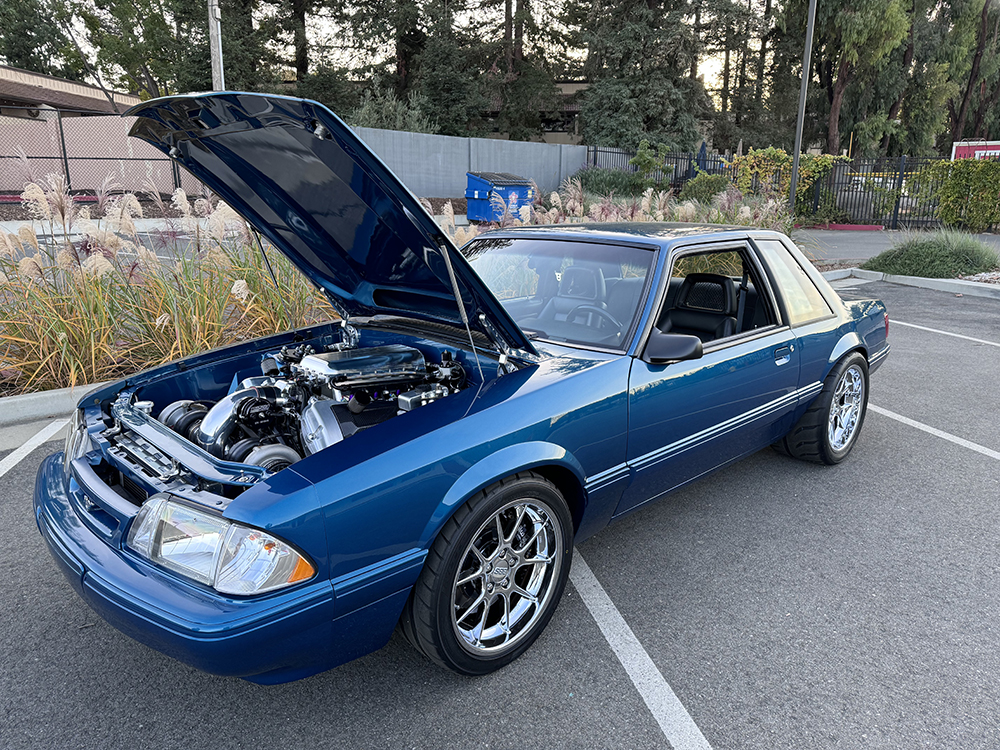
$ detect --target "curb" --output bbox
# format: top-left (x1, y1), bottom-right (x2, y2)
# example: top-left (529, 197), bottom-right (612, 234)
top-left (821, 268), bottom-right (1000, 299)
top-left (0, 383), bottom-right (106, 428)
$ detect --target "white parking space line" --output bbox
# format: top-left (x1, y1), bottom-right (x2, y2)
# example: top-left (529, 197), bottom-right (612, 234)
top-left (893, 320), bottom-right (1000, 348)
top-left (870, 405), bottom-right (1000, 462)
top-left (571, 550), bottom-right (713, 750)
top-left (0, 420), bottom-right (68, 480)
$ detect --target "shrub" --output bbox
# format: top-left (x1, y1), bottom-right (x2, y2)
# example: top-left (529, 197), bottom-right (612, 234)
top-left (679, 173), bottom-right (731, 203)
top-left (576, 167), bottom-right (651, 197)
top-left (913, 159), bottom-right (1000, 233)
top-left (628, 140), bottom-right (674, 185)
top-left (861, 231), bottom-right (1000, 278)
top-left (729, 147), bottom-right (844, 203)
top-left (349, 88), bottom-right (439, 134)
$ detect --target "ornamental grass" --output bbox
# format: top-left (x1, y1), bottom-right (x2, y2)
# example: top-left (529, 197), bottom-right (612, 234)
top-left (861, 231), bottom-right (1000, 279)
top-left (0, 178), bottom-right (335, 395)
top-left (2, 173), bottom-right (796, 396)
top-left (438, 177), bottom-right (796, 248)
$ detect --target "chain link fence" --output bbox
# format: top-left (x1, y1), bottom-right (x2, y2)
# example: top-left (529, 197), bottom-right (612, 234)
top-left (0, 106), bottom-right (201, 202)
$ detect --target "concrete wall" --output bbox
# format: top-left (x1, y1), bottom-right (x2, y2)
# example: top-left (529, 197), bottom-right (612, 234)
top-left (352, 127), bottom-right (588, 196)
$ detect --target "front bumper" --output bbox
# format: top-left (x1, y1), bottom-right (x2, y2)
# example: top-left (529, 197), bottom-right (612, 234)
top-left (33, 452), bottom-right (407, 684)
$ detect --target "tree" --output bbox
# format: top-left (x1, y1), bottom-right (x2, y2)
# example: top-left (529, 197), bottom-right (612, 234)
top-left (349, 87), bottom-right (439, 133)
top-left (783, 0), bottom-right (908, 154)
top-left (69, 0), bottom-right (276, 98)
top-left (576, 0), bottom-right (711, 149)
top-left (0, 0), bottom-right (85, 79)
top-left (946, 0), bottom-right (1000, 143)
top-left (296, 66), bottom-right (361, 115)
top-left (402, 1), bottom-right (486, 135)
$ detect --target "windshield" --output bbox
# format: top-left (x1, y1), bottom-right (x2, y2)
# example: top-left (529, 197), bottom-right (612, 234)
top-left (465, 236), bottom-right (655, 350)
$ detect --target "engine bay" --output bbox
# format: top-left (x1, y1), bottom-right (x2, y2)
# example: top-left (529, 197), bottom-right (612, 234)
top-left (144, 343), bottom-right (468, 474)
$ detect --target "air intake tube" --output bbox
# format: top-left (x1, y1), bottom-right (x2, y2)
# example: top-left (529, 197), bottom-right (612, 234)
top-left (195, 386), bottom-right (282, 458)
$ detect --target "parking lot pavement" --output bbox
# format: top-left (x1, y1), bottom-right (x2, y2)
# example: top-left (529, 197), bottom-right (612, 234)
top-left (840, 281), bottom-right (1000, 450)
top-left (1, 441), bottom-right (667, 750)
top-left (3, 281), bottom-right (1000, 749)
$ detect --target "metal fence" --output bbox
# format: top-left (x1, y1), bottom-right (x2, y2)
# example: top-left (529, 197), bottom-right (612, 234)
top-left (586, 145), bottom-right (953, 229)
top-left (587, 145), bottom-right (731, 187)
top-left (811, 155), bottom-right (949, 229)
top-left (0, 106), bottom-right (199, 198)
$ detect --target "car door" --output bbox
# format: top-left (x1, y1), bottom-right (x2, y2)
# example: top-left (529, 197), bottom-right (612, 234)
top-left (750, 236), bottom-right (840, 395)
top-left (615, 241), bottom-right (801, 516)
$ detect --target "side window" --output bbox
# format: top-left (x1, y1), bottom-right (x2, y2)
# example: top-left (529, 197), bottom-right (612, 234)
top-left (656, 246), bottom-right (777, 345)
top-left (753, 239), bottom-right (833, 325)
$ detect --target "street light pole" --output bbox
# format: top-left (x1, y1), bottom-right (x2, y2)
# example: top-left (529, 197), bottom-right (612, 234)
top-left (789, 0), bottom-right (818, 210)
top-left (208, 0), bottom-right (226, 90)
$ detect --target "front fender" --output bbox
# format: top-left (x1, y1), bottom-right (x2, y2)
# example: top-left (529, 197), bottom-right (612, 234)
top-left (422, 442), bottom-right (587, 543)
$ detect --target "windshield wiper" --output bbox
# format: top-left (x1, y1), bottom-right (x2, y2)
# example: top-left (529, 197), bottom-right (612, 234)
top-left (520, 328), bottom-right (548, 340)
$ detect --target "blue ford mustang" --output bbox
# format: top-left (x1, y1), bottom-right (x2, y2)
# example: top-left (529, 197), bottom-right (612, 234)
top-left (34, 93), bottom-right (889, 683)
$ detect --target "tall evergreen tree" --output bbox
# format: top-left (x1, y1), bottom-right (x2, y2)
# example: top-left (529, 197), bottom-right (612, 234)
top-left (575, 0), bottom-right (710, 149)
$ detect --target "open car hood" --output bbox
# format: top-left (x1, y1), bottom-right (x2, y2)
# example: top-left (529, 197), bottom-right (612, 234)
top-left (125, 92), bottom-right (535, 357)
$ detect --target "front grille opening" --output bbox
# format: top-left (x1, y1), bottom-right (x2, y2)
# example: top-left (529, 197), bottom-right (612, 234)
top-left (120, 472), bottom-right (149, 504)
top-left (95, 461), bottom-right (149, 507)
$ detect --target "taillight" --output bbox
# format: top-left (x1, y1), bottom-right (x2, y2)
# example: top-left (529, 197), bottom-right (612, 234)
top-left (884, 311), bottom-right (889, 339)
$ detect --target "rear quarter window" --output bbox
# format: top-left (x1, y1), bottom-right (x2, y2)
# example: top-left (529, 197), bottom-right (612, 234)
top-left (754, 239), bottom-right (833, 325)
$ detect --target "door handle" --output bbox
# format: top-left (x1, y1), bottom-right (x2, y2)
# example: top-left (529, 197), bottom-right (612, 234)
top-left (774, 345), bottom-right (791, 366)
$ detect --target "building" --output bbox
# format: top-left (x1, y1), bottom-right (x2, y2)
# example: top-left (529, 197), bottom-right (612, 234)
top-left (0, 65), bottom-right (140, 119)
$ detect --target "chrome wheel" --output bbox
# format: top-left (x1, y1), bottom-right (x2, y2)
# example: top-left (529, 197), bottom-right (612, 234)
top-left (828, 364), bottom-right (865, 450)
top-left (451, 499), bottom-right (563, 655)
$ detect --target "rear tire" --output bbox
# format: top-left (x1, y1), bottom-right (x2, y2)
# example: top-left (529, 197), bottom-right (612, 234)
top-left (400, 472), bottom-right (573, 675)
top-left (774, 352), bottom-right (869, 465)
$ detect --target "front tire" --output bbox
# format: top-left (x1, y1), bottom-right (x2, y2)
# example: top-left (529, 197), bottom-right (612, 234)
top-left (400, 472), bottom-right (573, 675)
top-left (774, 352), bottom-right (869, 465)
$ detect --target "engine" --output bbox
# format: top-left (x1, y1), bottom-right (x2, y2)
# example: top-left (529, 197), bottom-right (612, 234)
top-left (155, 344), bottom-right (466, 472)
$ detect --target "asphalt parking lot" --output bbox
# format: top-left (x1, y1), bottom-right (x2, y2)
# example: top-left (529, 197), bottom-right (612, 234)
top-left (2, 280), bottom-right (999, 750)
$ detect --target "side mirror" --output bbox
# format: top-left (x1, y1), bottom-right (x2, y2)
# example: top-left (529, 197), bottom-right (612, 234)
top-left (641, 330), bottom-right (703, 365)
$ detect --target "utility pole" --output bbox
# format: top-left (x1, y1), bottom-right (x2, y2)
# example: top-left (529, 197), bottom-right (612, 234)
top-left (789, 0), bottom-right (818, 210)
top-left (208, 0), bottom-right (226, 90)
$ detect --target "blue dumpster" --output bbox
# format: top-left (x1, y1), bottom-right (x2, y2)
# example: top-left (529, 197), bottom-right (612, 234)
top-left (465, 172), bottom-right (535, 222)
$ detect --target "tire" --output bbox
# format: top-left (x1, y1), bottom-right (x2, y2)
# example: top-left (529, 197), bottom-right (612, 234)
top-left (400, 472), bottom-right (573, 675)
top-left (774, 352), bottom-right (869, 465)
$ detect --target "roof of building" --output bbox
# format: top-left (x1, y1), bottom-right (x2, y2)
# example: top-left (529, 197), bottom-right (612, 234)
top-left (0, 65), bottom-right (140, 114)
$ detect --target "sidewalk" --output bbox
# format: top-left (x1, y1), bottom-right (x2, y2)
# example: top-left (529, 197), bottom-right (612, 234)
top-left (793, 227), bottom-right (1000, 261)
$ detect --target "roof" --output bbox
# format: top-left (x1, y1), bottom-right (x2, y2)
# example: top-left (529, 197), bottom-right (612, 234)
top-left (482, 222), bottom-right (756, 246)
top-left (0, 65), bottom-right (140, 114)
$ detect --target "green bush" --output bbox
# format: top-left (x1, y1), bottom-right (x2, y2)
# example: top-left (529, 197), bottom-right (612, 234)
top-left (914, 159), bottom-right (1000, 233)
top-left (796, 187), bottom-right (849, 224)
top-left (628, 140), bottom-right (673, 183)
top-left (679, 173), bottom-right (731, 203)
top-left (576, 167), bottom-right (651, 197)
top-left (861, 231), bottom-right (999, 278)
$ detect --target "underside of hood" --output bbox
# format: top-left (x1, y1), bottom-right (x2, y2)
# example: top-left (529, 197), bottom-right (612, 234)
top-left (125, 92), bottom-right (535, 356)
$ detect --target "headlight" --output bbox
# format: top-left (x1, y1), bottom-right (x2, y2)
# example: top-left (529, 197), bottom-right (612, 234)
top-left (63, 408), bottom-right (88, 475)
top-left (126, 495), bottom-right (316, 595)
